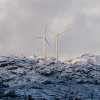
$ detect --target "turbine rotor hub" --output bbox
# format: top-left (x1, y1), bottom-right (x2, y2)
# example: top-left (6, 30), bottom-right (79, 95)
top-left (43, 36), bottom-right (46, 38)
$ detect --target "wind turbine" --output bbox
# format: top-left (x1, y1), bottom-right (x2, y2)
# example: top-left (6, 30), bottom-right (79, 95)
top-left (44, 27), bottom-right (70, 62)
top-left (33, 25), bottom-right (51, 60)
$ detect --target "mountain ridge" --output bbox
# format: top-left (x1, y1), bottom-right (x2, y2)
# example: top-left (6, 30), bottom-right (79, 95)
top-left (1, 53), bottom-right (100, 99)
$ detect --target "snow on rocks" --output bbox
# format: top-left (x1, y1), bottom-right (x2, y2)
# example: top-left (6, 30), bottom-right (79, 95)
top-left (1, 53), bottom-right (100, 86)
top-left (1, 54), bottom-right (100, 99)
top-left (1, 77), bottom-right (100, 100)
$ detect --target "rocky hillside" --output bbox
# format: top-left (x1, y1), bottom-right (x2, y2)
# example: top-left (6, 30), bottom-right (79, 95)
top-left (1, 54), bottom-right (100, 100)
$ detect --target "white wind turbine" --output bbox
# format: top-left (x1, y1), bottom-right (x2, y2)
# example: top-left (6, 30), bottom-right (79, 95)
top-left (34, 26), bottom-right (50, 60)
top-left (44, 27), bottom-right (70, 62)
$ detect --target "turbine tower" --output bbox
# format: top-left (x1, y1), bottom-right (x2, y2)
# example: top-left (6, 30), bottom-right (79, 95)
top-left (34, 25), bottom-right (50, 60)
top-left (44, 27), bottom-right (70, 62)
top-left (32, 40), bottom-right (34, 58)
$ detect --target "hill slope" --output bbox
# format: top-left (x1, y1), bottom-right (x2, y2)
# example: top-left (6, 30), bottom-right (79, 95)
top-left (0, 54), bottom-right (100, 99)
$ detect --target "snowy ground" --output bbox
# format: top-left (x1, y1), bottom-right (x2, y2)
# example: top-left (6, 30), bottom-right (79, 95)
top-left (1, 54), bottom-right (100, 99)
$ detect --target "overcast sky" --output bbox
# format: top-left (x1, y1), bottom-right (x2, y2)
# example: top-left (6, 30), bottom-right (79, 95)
top-left (0, 0), bottom-right (100, 61)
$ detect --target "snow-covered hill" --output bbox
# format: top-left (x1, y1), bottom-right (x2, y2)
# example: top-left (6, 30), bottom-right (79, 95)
top-left (1, 54), bottom-right (100, 99)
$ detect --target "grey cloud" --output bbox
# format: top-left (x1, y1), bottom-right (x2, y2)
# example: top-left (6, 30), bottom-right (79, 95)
top-left (0, 0), bottom-right (100, 61)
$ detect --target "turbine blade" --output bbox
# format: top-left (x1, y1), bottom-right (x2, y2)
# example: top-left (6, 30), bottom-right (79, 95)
top-left (57, 29), bottom-right (70, 36)
top-left (44, 24), bottom-right (48, 35)
top-left (43, 26), bottom-right (56, 36)
top-left (34, 37), bottom-right (43, 39)
top-left (45, 38), bottom-right (51, 47)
